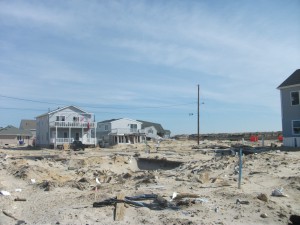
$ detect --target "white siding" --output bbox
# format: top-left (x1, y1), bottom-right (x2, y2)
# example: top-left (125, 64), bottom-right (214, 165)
top-left (111, 118), bottom-right (142, 130)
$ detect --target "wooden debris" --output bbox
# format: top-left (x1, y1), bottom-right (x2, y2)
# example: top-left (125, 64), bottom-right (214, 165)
top-left (114, 193), bottom-right (125, 221)
top-left (2, 210), bottom-right (18, 220)
top-left (14, 197), bottom-right (27, 201)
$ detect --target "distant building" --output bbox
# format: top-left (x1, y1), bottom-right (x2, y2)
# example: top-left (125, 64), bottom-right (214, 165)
top-left (277, 69), bottom-right (300, 147)
top-left (0, 125), bottom-right (32, 146)
top-left (137, 120), bottom-right (170, 139)
top-left (97, 118), bottom-right (145, 146)
top-left (36, 106), bottom-right (96, 148)
top-left (19, 119), bottom-right (36, 138)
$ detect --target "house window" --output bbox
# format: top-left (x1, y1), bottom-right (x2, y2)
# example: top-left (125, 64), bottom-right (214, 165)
top-left (56, 116), bottom-right (66, 121)
top-left (130, 124), bottom-right (137, 129)
top-left (105, 125), bottom-right (108, 131)
top-left (64, 132), bottom-right (68, 138)
top-left (148, 128), bottom-right (153, 134)
top-left (129, 124), bottom-right (137, 132)
top-left (73, 117), bottom-right (79, 122)
top-left (293, 121), bottom-right (300, 135)
top-left (291, 91), bottom-right (299, 105)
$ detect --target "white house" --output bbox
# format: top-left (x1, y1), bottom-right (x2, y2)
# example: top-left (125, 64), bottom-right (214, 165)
top-left (36, 106), bottom-right (96, 148)
top-left (97, 118), bottom-right (146, 146)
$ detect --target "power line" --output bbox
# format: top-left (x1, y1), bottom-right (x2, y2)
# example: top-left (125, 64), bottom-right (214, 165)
top-left (0, 94), bottom-right (196, 110)
top-left (0, 107), bottom-right (195, 115)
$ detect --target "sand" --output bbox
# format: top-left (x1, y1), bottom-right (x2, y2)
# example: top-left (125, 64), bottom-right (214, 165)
top-left (0, 139), bottom-right (299, 225)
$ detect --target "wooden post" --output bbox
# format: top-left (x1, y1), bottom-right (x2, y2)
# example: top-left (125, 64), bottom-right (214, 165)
top-left (198, 84), bottom-right (200, 145)
top-left (114, 193), bottom-right (125, 221)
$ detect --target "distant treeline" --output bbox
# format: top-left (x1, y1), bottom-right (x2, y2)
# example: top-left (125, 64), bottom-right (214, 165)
top-left (174, 131), bottom-right (282, 141)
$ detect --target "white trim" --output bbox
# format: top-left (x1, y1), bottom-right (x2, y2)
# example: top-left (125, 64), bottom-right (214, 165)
top-left (278, 83), bottom-right (300, 90)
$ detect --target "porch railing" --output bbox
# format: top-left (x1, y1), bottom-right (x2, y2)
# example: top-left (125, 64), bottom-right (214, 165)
top-left (110, 128), bottom-right (145, 134)
top-left (50, 138), bottom-right (96, 145)
top-left (50, 121), bottom-right (96, 128)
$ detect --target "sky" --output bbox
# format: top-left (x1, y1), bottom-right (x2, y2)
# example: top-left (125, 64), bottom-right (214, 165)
top-left (0, 0), bottom-right (299, 135)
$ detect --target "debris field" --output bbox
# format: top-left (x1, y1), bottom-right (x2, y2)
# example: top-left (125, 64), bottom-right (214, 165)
top-left (0, 139), bottom-right (300, 225)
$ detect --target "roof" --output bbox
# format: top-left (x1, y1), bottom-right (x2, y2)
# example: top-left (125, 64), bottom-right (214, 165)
top-left (0, 125), bottom-right (32, 136)
top-left (36, 105), bottom-right (89, 118)
top-left (98, 118), bottom-right (142, 124)
top-left (137, 120), bottom-right (165, 134)
top-left (277, 69), bottom-right (300, 89)
top-left (19, 120), bottom-right (36, 130)
top-left (98, 118), bottom-right (120, 123)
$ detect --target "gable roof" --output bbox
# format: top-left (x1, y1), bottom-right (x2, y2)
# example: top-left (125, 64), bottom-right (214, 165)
top-left (98, 118), bottom-right (142, 124)
top-left (277, 69), bottom-right (300, 89)
top-left (137, 120), bottom-right (165, 134)
top-left (0, 125), bottom-right (32, 136)
top-left (36, 105), bottom-right (89, 118)
top-left (98, 118), bottom-right (120, 123)
top-left (19, 120), bottom-right (36, 130)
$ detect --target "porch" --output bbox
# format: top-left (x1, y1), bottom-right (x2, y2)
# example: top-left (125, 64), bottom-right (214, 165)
top-left (50, 137), bottom-right (97, 145)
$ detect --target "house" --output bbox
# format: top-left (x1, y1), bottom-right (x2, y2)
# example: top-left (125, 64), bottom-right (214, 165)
top-left (277, 69), bottom-right (300, 147)
top-left (0, 125), bottom-right (32, 146)
top-left (19, 119), bottom-right (36, 143)
top-left (97, 118), bottom-right (146, 146)
top-left (137, 120), bottom-right (170, 139)
top-left (36, 106), bottom-right (96, 148)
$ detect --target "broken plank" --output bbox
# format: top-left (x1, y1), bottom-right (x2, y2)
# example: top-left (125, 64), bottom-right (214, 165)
top-left (114, 193), bottom-right (125, 221)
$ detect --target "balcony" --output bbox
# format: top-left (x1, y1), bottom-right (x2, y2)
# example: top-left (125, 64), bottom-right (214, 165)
top-left (50, 121), bottom-right (96, 128)
top-left (110, 128), bottom-right (145, 135)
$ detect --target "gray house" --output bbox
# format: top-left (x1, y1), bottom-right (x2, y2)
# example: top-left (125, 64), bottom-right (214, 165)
top-left (19, 119), bottom-right (36, 140)
top-left (0, 125), bottom-right (32, 146)
top-left (277, 69), bottom-right (300, 147)
top-left (137, 120), bottom-right (170, 139)
top-left (36, 106), bottom-right (96, 148)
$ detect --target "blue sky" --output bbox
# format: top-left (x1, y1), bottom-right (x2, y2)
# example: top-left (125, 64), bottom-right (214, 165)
top-left (0, 0), bottom-right (299, 135)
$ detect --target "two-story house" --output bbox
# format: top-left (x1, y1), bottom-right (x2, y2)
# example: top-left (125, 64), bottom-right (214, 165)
top-left (277, 69), bottom-right (300, 147)
top-left (97, 118), bottom-right (146, 146)
top-left (36, 106), bottom-right (96, 148)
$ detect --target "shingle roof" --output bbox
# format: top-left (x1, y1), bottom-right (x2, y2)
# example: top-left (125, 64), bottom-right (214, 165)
top-left (36, 105), bottom-right (88, 118)
top-left (277, 69), bottom-right (300, 89)
top-left (137, 120), bottom-right (165, 134)
top-left (98, 118), bottom-right (120, 123)
top-left (19, 120), bottom-right (36, 130)
top-left (0, 125), bottom-right (32, 136)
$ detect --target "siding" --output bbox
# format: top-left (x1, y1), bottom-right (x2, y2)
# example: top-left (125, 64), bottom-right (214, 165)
top-left (280, 86), bottom-right (300, 137)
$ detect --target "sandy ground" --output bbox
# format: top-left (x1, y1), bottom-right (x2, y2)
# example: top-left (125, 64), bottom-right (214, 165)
top-left (0, 139), bottom-right (299, 225)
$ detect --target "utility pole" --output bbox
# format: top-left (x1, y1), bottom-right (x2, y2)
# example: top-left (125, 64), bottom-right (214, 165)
top-left (197, 84), bottom-right (200, 145)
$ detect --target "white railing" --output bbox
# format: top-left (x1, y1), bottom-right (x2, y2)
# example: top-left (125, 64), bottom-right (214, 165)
top-left (110, 128), bottom-right (145, 134)
top-left (50, 121), bottom-right (96, 128)
top-left (50, 137), bottom-right (96, 145)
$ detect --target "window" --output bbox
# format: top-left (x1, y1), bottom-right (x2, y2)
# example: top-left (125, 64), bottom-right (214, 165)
top-left (291, 91), bottom-right (299, 105)
top-left (148, 128), bottom-right (153, 134)
top-left (73, 117), bottom-right (79, 122)
top-left (64, 132), bottom-right (68, 138)
top-left (130, 124), bottom-right (137, 129)
top-left (105, 125), bottom-right (108, 131)
top-left (293, 121), bottom-right (300, 135)
top-left (56, 116), bottom-right (66, 121)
